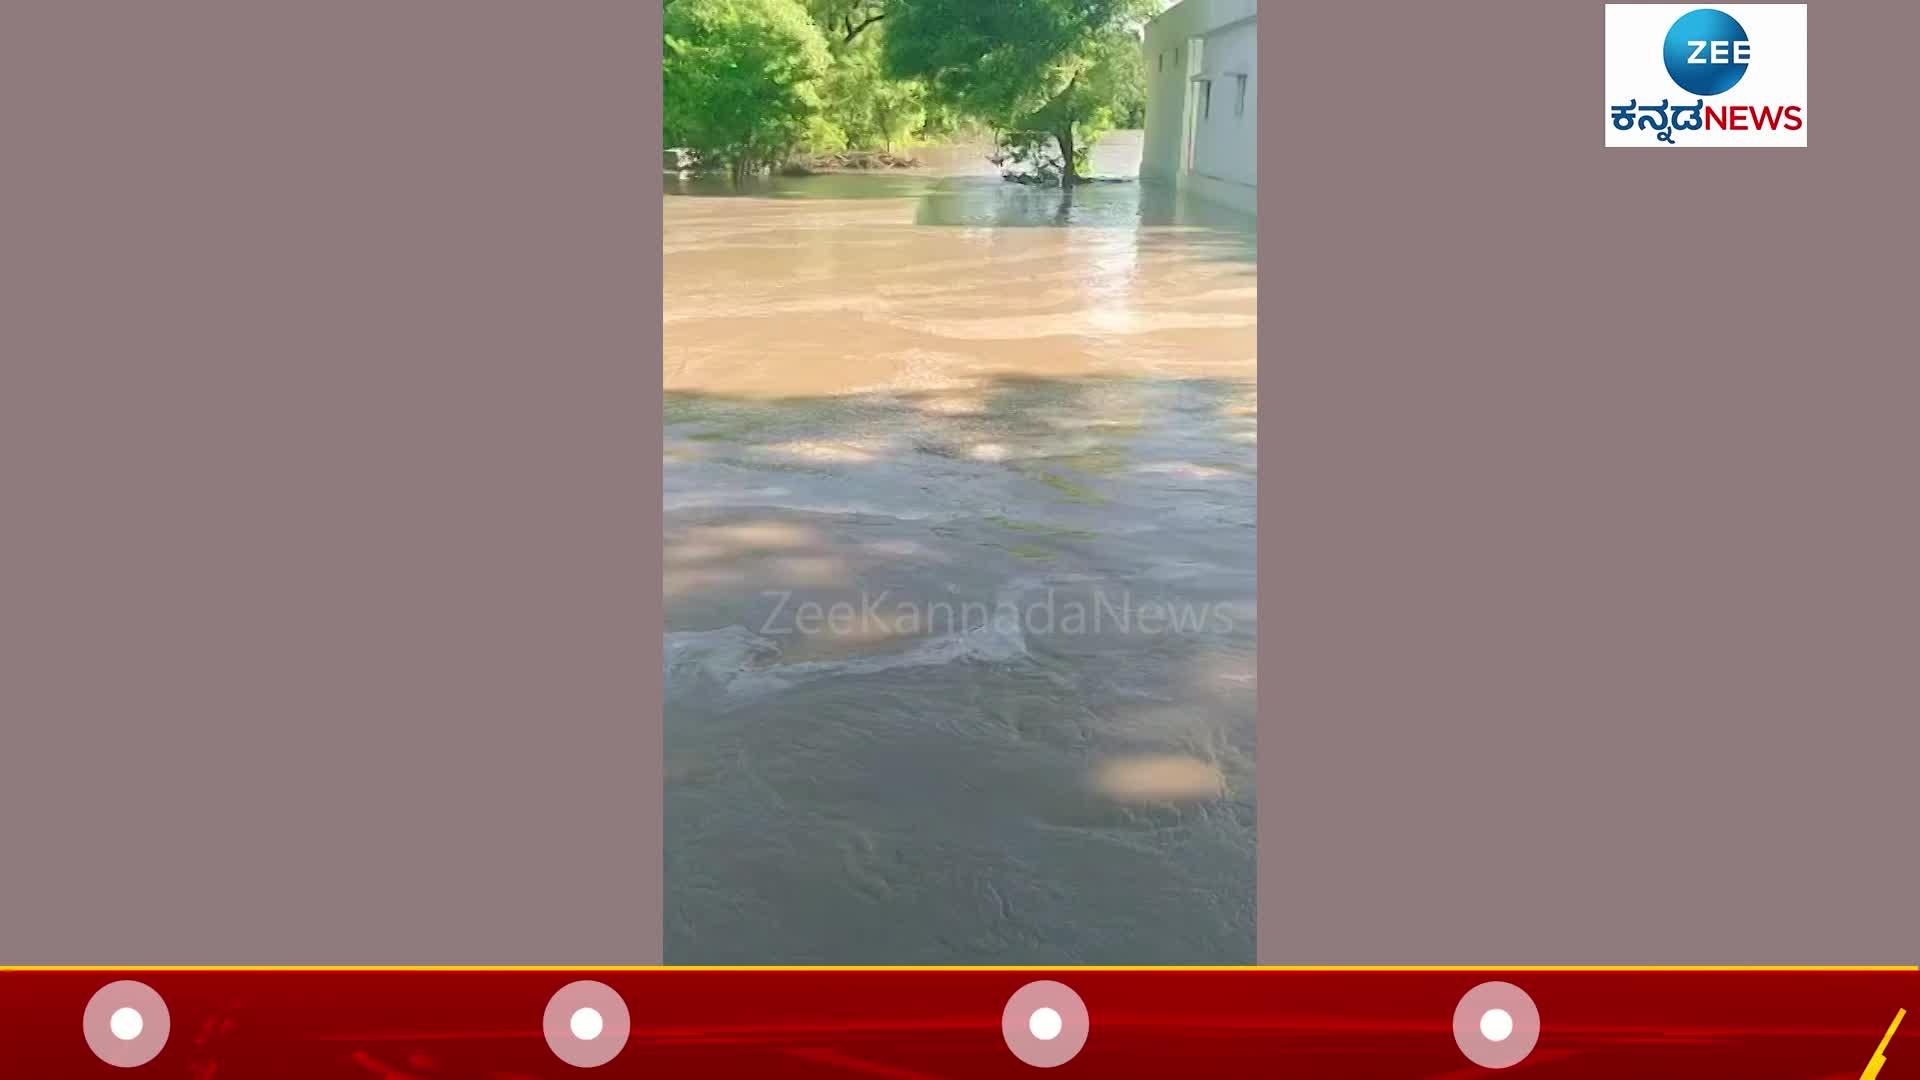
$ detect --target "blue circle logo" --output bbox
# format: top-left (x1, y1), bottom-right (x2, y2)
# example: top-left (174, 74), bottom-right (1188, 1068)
top-left (1663, 9), bottom-right (1750, 96)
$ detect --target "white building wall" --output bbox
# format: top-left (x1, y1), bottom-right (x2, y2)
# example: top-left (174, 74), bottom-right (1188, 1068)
top-left (1141, 0), bottom-right (1257, 215)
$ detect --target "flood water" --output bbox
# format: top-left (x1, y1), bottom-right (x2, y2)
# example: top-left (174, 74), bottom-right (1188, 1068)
top-left (664, 132), bottom-right (1258, 963)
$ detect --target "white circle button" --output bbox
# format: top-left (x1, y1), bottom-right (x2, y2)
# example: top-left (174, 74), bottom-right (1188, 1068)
top-left (543, 981), bottom-right (630, 1068)
top-left (84, 981), bottom-right (170, 1066)
top-left (1453, 982), bottom-right (1540, 1068)
top-left (1002, 981), bottom-right (1089, 1067)
top-left (109, 1007), bottom-right (144, 1041)
top-left (571, 1006), bottom-right (605, 1042)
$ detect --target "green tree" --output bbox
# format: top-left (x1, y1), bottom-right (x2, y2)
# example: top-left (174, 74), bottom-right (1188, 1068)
top-left (882, 0), bottom-right (1150, 185)
top-left (816, 26), bottom-right (926, 153)
top-left (1013, 24), bottom-right (1144, 179)
top-left (798, 0), bottom-right (927, 155)
top-left (805, 0), bottom-right (890, 44)
top-left (664, 0), bottom-right (833, 182)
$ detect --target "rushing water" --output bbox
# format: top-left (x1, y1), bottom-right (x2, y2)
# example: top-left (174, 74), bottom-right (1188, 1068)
top-left (664, 132), bottom-right (1257, 963)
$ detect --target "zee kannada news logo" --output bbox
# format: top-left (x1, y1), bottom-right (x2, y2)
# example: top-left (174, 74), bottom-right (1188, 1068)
top-left (1610, 8), bottom-right (1803, 145)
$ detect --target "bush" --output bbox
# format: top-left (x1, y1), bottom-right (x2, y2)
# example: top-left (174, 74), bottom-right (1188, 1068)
top-left (664, 0), bottom-right (833, 181)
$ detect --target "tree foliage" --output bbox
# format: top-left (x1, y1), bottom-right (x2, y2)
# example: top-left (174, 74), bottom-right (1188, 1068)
top-left (805, 0), bottom-right (890, 44)
top-left (882, 0), bottom-right (1151, 182)
top-left (664, 0), bottom-right (832, 179)
top-left (662, 0), bottom-right (1151, 183)
top-left (1012, 24), bottom-right (1145, 176)
top-left (811, 15), bottom-right (926, 152)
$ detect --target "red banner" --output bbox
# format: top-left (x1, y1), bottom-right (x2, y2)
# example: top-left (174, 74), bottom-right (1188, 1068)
top-left (5, 968), bottom-right (1915, 1077)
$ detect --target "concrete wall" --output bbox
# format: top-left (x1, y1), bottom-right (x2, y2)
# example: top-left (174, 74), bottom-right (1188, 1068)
top-left (1141, 0), bottom-right (1257, 215)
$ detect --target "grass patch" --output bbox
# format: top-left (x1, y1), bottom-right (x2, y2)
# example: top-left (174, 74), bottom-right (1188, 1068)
top-left (985, 516), bottom-right (1096, 540)
top-left (1027, 470), bottom-right (1105, 505)
top-left (712, 458), bottom-right (833, 476)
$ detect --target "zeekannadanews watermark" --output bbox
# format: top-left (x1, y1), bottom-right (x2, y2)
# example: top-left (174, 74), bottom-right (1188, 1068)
top-left (759, 588), bottom-right (1240, 638)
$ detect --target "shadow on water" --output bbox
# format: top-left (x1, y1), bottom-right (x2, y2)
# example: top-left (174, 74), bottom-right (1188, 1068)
top-left (663, 373), bottom-right (1256, 964)
top-left (665, 371), bottom-right (1257, 454)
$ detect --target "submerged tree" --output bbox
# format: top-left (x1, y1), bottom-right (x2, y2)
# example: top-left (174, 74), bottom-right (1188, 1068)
top-left (664, 0), bottom-right (833, 182)
top-left (882, 0), bottom-right (1151, 185)
top-left (1008, 24), bottom-right (1144, 181)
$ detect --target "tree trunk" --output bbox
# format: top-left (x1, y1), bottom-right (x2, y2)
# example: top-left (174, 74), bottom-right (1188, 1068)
top-left (1056, 126), bottom-right (1077, 187)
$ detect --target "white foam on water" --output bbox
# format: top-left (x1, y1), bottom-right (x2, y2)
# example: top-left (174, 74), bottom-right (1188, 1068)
top-left (664, 485), bottom-right (949, 520)
top-left (666, 596), bottom-right (1031, 709)
top-left (664, 626), bottom-right (781, 702)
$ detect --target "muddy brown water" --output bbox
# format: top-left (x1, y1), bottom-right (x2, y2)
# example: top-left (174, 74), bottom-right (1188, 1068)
top-left (664, 131), bottom-right (1257, 963)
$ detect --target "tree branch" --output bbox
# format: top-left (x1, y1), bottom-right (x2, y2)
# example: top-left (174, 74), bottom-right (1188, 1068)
top-left (843, 12), bottom-right (885, 43)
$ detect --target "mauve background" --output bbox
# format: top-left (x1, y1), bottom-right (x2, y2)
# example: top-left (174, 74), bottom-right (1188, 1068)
top-left (5, 0), bottom-right (1915, 974)
top-left (1262, 1), bottom-right (1920, 962)
top-left (0, 3), bottom-right (662, 963)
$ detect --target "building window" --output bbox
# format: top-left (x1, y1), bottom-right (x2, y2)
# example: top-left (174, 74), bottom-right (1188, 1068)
top-left (1201, 80), bottom-right (1211, 119)
top-left (1234, 74), bottom-right (1247, 118)
top-left (1158, 52), bottom-right (1164, 73)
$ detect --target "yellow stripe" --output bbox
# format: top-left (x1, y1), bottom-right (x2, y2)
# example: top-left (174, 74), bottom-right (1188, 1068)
top-left (3, 965), bottom-right (1916, 973)
top-left (1861, 1008), bottom-right (1907, 1080)
top-left (1874, 1009), bottom-right (1908, 1056)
